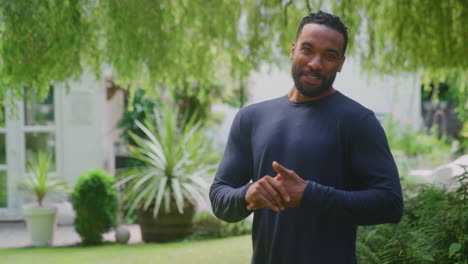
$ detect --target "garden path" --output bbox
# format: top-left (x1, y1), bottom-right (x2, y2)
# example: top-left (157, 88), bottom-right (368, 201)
top-left (0, 222), bottom-right (141, 248)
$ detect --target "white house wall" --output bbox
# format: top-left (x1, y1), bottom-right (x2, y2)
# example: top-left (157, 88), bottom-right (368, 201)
top-left (335, 59), bottom-right (422, 127)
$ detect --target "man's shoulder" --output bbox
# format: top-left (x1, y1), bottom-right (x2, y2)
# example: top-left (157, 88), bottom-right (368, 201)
top-left (331, 92), bottom-right (385, 136)
top-left (333, 91), bottom-right (374, 120)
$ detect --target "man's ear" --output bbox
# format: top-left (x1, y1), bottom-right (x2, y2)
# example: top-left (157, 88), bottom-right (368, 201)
top-left (290, 42), bottom-right (296, 59)
top-left (337, 55), bottom-right (346, 72)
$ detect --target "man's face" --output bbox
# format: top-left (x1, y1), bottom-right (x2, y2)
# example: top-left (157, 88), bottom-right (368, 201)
top-left (290, 23), bottom-right (346, 97)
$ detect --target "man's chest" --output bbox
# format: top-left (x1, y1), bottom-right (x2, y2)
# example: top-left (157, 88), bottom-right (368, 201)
top-left (249, 115), bottom-right (347, 184)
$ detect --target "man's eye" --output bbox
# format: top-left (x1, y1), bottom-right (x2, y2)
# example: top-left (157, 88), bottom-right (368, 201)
top-left (325, 53), bottom-right (338, 60)
top-left (301, 48), bottom-right (312, 53)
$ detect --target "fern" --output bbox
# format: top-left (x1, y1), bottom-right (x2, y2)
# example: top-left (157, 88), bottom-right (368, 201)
top-left (357, 168), bottom-right (467, 264)
top-left (356, 240), bottom-right (381, 264)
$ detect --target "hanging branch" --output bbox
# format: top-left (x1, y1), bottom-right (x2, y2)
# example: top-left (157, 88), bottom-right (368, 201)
top-left (304, 0), bottom-right (312, 12)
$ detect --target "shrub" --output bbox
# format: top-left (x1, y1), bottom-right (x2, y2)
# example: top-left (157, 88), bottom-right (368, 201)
top-left (192, 210), bottom-right (252, 239)
top-left (117, 89), bottom-right (161, 149)
top-left (383, 117), bottom-right (452, 158)
top-left (357, 167), bottom-right (467, 263)
top-left (72, 169), bottom-right (119, 245)
top-left (383, 117), bottom-right (454, 181)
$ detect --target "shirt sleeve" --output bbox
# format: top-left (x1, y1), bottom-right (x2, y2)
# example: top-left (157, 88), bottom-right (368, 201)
top-left (209, 110), bottom-right (254, 223)
top-left (301, 113), bottom-right (404, 225)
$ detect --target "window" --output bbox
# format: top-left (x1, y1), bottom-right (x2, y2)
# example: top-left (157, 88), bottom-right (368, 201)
top-left (23, 87), bottom-right (56, 172)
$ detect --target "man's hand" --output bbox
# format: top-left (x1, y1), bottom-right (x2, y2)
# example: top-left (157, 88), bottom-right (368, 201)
top-left (272, 161), bottom-right (307, 208)
top-left (245, 175), bottom-right (290, 212)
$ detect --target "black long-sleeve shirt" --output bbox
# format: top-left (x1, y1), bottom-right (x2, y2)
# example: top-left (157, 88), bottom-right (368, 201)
top-left (210, 91), bottom-right (403, 264)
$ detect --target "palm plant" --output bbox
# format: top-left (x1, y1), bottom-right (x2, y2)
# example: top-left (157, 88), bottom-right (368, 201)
top-left (116, 105), bottom-right (218, 218)
top-left (21, 151), bottom-right (68, 206)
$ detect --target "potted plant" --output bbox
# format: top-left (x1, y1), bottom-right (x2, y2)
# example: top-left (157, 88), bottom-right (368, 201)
top-left (116, 105), bottom-right (218, 242)
top-left (20, 151), bottom-right (68, 247)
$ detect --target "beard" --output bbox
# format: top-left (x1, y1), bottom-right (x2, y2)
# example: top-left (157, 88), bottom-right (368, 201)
top-left (291, 64), bottom-right (337, 98)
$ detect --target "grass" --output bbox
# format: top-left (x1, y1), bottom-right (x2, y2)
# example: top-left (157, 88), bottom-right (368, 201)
top-left (0, 235), bottom-right (252, 264)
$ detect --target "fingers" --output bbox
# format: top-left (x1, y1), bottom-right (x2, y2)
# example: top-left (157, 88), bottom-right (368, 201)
top-left (247, 202), bottom-right (262, 211)
top-left (245, 175), bottom-right (290, 212)
top-left (272, 161), bottom-right (293, 176)
top-left (246, 162), bottom-right (305, 211)
top-left (247, 190), bottom-right (279, 212)
top-left (269, 174), bottom-right (290, 203)
top-left (259, 177), bottom-right (288, 210)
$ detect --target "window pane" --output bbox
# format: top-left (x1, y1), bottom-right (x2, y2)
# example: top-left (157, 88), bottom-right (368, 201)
top-left (0, 170), bottom-right (6, 208)
top-left (0, 133), bottom-right (5, 164)
top-left (24, 87), bottom-right (54, 126)
top-left (25, 132), bottom-right (56, 172)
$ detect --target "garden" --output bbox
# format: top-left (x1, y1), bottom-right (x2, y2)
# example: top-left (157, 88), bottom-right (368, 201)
top-left (0, 1), bottom-right (466, 264)
top-left (2, 93), bottom-right (465, 263)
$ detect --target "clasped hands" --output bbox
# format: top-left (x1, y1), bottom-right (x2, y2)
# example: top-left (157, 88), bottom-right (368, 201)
top-left (245, 161), bottom-right (307, 212)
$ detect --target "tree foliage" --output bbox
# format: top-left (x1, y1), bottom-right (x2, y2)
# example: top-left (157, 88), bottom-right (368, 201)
top-left (0, 0), bottom-right (97, 104)
top-left (0, 0), bottom-right (465, 113)
top-left (330, 0), bottom-right (467, 118)
top-left (0, 0), bottom-right (301, 106)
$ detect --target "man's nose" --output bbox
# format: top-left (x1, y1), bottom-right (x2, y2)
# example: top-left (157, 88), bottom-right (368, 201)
top-left (307, 54), bottom-right (323, 71)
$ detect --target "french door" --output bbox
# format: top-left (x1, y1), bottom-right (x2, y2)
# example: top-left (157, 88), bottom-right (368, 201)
top-left (0, 88), bottom-right (57, 219)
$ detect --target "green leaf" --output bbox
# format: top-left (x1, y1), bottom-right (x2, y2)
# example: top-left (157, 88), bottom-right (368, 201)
top-left (20, 151), bottom-right (68, 206)
top-left (421, 254), bottom-right (434, 261)
top-left (449, 242), bottom-right (461, 258)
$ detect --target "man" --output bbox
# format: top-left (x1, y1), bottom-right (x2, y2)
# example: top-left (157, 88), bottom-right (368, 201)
top-left (209, 11), bottom-right (403, 264)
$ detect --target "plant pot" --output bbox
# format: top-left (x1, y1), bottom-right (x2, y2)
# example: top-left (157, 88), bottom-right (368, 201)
top-left (23, 204), bottom-right (57, 247)
top-left (137, 203), bottom-right (196, 242)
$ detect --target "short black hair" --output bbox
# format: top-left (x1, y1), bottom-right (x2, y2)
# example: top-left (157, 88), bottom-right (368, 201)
top-left (296, 11), bottom-right (348, 55)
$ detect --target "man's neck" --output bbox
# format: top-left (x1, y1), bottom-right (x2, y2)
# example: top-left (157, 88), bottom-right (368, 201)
top-left (288, 87), bottom-right (336, 103)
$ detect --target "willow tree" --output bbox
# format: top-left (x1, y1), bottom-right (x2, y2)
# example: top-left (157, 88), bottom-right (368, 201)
top-left (328, 0), bottom-right (467, 119)
top-left (0, 0), bottom-right (466, 115)
top-left (0, 0), bottom-right (302, 108)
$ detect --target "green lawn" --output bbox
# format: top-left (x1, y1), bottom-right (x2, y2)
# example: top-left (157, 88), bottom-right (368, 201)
top-left (0, 235), bottom-right (252, 264)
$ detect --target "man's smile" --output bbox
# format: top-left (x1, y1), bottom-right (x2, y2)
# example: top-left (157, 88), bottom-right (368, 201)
top-left (301, 72), bottom-right (322, 85)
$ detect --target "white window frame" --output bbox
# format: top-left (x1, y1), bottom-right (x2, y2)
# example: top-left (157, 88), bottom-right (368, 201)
top-left (0, 87), bottom-right (62, 220)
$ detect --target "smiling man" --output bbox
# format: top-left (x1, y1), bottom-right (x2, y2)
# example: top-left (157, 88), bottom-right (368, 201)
top-left (210, 11), bottom-right (403, 264)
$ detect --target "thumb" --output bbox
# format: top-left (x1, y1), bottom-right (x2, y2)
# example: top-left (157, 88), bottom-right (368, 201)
top-left (273, 161), bottom-right (293, 177)
top-left (276, 173), bottom-right (283, 181)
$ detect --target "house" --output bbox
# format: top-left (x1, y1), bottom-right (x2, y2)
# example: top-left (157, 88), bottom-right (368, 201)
top-left (0, 72), bottom-right (125, 221)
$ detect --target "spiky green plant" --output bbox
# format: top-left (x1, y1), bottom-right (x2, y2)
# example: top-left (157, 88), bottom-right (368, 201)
top-left (116, 105), bottom-right (218, 218)
top-left (20, 151), bottom-right (68, 206)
